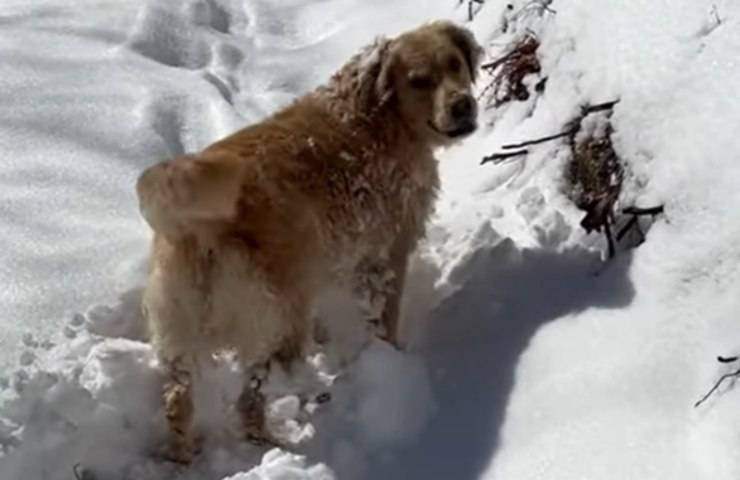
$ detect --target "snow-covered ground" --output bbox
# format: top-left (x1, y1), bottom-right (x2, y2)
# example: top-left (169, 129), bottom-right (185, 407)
top-left (2, 0), bottom-right (740, 478)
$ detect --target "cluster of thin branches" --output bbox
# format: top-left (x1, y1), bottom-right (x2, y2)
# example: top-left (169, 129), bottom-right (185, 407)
top-left (458, 0), bottom-right (485, 21)
top-left (481, 100), bottom-right (663, 258)
top-left (478, 33), bottom-right (542, 108)
top-left (695, 356), bottom-right (740, 408)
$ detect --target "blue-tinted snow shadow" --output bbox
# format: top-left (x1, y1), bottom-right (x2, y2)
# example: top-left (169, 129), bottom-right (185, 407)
top-left (370, 238), bottom-right (635, 480)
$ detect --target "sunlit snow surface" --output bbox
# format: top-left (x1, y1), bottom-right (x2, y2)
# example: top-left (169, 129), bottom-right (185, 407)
top-left (2, 0), bottom-right (740, 479)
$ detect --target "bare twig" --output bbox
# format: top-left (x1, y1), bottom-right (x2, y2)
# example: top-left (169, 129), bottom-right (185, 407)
top-left (489, 100), bottom-right (620, 152)
top-left (501, 128), bottom-right (576, 150)
top-left (462, 0), bottom-right (485, 21)
top-left (695, 366), bottom-right (740, 408)
top-left (616, 215), bottom-right (639, 242)
top-left (582, 100), bottom-right (621, 115)
top-left (617, 205), bottom-right (665, 241)
top-left (481, 33), bottom-right (539, 72)
top-left (480, 149), bottom-right (529, 165)
top-left (477, 80), bottom-right (496, 103)
top-left (622, 205), bottom-right (664, 216)
top-left (604, 220), bottom-right (616, 258)
top-left (534, 76), bottom-right (548, 93)
top-left (719, 356), bottom-right (739, 363)
top-left (480, 51), bottom-right (517, 72)
top-left (711, 4), bottom-right (722, 25)
top-left (505, 0), bottom-right (555, 26)
top-left (696, 5), bottom-right (723, 38)
top-left (480, 34), bottom-right (541, 107)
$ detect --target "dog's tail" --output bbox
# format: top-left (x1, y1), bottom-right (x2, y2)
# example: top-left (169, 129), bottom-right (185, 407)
top-left (136, 152), bottom-right (244, 238)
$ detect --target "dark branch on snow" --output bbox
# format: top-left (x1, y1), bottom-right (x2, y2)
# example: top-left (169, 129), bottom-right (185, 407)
top-left (718, 356), bottom-right (739, 363)
top-left (695, 368), bottom-right (740, 408)
top-left (622, 205), bottom-right (665, 216)
top-left (459, 0), bottom-right (485, 21)
top-left (502, 129), bottom-right (575, 150)
top-left (480, 149), bottom-right (529, 165)
top-left (616, 205), bottom-right (665, 242)
top-left (581, 100), bottom-right (621, 115)
top-left (695, 356), bottom-right (740, 408)
top-left (711, 4), bottom-right (722, 25)
top-left (483, 99), bottom-right (621, 159)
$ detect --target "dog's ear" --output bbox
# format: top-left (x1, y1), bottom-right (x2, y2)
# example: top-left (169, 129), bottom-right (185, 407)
top-left (358, 37), bottom-right (394, 110)
top-left (439, 22), bottom-right (483, 81)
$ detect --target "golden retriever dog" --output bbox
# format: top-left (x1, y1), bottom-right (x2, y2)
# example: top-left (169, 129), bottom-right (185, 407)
top-left (136, 20), bottom-right (481, 463)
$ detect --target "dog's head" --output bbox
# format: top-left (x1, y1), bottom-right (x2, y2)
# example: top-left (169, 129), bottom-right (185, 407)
top-left (360, 21), bottom-right (482, 145)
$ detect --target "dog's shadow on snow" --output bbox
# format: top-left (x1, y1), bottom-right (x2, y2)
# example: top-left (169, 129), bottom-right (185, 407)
top-left (372, 237), bottom-right (636, 480)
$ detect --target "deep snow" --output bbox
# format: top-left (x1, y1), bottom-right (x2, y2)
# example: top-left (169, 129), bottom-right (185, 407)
top-left (2, 0), bottom-right (740, 479)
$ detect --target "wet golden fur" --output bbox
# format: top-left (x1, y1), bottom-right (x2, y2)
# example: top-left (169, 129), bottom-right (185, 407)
top-left (136, 20), bottom-right (481, 462)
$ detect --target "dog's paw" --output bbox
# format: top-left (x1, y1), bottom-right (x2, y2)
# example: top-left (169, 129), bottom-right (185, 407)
top-left (157, 431), bottom-right (204, 465)
top-left (157, 444), bottom-right (195, 465)
top-left (243, 423), bottom-right (290, 450)
top-left (244, 431), bottom-right (281, 448)
top-left (379, 335), bottom-right (404, 351)
top-left (365, 317), bottom-right (404, 350)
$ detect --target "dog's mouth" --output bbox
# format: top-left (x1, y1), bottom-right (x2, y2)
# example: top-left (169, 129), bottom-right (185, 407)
top-left (427, 120), bottom-right (477, 139)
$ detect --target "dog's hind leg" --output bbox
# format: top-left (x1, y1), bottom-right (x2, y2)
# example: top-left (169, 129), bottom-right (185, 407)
top-left (237, 361), bottom-right (277, 447)
top-left (237, 295), bottom-right (313, 446)
top-left (161, 356), bottom-right (199, 464)
top-left (274, 313), bottom-right (312, 373)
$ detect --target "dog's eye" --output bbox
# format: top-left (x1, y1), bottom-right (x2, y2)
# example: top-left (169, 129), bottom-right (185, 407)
top-left (448, 56), bottom-right (462, 74)
top-left (408, 74), bottom-right (435, 90)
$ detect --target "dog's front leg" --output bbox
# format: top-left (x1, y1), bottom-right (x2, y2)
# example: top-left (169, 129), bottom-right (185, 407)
top-left (377, 235), bottom-right (411, 349)
top-left (354, 235), bottom-right (411, 349)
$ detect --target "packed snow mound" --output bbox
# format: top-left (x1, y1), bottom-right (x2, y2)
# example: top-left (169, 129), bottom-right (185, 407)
top-left (3, 0), bottom-right (740, 479)
top-left (221, 449), bottom-right (333, 480)
top-left (0, 275), bottom-right (441, 479)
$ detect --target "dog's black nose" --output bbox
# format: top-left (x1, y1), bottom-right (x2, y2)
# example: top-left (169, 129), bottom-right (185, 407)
top-left (451, 94), bottom-right (475, 121)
